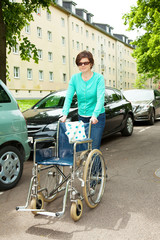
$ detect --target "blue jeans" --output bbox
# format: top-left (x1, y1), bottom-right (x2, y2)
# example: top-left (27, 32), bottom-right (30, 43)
top-left (78, 113), bottom-right (106, 149)
top-left (78, 113), bottom-right (106, 184)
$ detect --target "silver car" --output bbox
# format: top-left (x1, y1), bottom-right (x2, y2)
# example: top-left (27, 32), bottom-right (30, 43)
top-left (123, 89), bottom-right (160, 125)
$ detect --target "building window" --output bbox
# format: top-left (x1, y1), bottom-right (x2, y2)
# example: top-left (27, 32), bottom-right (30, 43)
top-left (86, 46), bottom-right (89, 51)
top-left (39, 70), bottom-right (43, 81)
top-left (36, 7), bottom-right (41, 16)
top-left (62, 36), bottom-right (65, 46)
top-left (46, 11), bottom-right (51, 20)
top-left (108, 41), bottom-right (110, 47)
top-left (112, 43), bottom-right (114, 49)
top-left (61, 18), bottom-right (65, 27)
top-left (47, 31), bottom-right (52, 41)
top-left (48, 52), bottom-right (53, 61)
top-left (38, 49), bottom-right (43, 59)
top-left (81, 43), bottom-right (83, 50)
top-left (92, 48), bottom-right (95, 55)
top-left (73, 57), bottom-right (75, 66)
top-left (25, 24), bottom-right (30, 34)
top-left (13, 44), bottom-right (19, 54)
top-left (76, 24), bottom-right (79, 33)
top-left (27, 69), bottom-right (32, 80)
top-left (81, 27), bottom-right (83, 34)
top-left (72, 40), bottom-right (74, 48)
top-left (62, 56), bottom-right (66, 64)
top-left (72, 22), bottom-right (74, 30)
top-left (92, 33), bottom-right (95, 40)
top-left (37, 27), bottom-right (42, 38)
top-left (49, 72), bottom-right (53, 81)
top-left (86, 30), bottom-right (89, 37)
top-left (14, 67), bottom-right (20, 78)
top-left (76, 41), bottom-right (80, 50)
top-left (63, 73), bottom-right (67, 83)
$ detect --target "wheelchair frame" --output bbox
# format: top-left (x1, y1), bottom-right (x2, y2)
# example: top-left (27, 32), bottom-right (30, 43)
top-left (16, 121), bottom-right (106, 221)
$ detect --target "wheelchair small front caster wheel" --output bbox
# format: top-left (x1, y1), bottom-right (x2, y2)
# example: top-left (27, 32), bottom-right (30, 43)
top-left (30, 193), bottom-right (44, 215)
top-left (70, 199), bottom-right (83, 221)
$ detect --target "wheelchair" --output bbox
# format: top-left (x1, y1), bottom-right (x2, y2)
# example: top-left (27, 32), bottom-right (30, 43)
top-left (16, 121), bottom-right (106, 221)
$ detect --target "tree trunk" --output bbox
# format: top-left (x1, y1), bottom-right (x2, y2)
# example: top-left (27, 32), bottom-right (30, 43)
top-left (0, 0), bottom-right (6, 84)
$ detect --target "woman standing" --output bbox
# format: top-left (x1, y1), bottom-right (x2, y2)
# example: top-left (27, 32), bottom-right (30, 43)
top-left (60, 50), bottom-right (105, 150)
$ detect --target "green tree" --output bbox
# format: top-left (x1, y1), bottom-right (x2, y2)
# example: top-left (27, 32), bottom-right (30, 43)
top-left (123, 0), bottom-right (160, 83)
top-left (0, 0), bottom-right (55, 84)
top-left (134, 74), bottom-right (148, 89)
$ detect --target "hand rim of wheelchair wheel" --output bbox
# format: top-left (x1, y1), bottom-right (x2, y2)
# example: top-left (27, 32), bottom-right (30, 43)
top-left (83, 149), bottom-right (106, 209)
top-left (70, 199), bottom-right (83, 221)
top-left (30, 193), bottom-right (44, 215)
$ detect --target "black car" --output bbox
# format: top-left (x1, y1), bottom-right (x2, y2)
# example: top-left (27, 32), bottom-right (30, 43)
top-left (23, 87), bottom-right (134, 149)
top-left (123, 89), bottom-right (160, 125)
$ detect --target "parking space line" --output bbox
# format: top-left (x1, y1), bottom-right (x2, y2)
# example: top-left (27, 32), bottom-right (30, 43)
top-left (138, 126), bottom-right (151, 133)
top-left (0, 192), bottom-right (4, 195)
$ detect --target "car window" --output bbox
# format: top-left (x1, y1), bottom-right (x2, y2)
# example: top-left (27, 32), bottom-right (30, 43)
top-left (0, 85), bottom-right (11, 103)
top-left (34, 95), bottom-right (65, 108)
top-left (34, 92), bottom-right (78, 109)
top-left (154, 90), bottom-right (160, 97)
top-left (106, 89), bottom-right (121, 102)
top-left (71, 95), bottom-right (78, 108)
top-left (114, 90), bottom-right (122, 100)
top-left (123, 90), bottom-right (154, 101)
top-left (106, 89), bottom-right (114, 102)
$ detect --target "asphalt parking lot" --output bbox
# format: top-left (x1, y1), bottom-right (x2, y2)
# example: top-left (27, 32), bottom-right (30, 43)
top-left (0, 121), bottom-right (160, 240)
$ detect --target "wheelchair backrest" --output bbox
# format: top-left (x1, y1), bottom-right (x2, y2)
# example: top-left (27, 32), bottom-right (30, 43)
top-left (58, 122), bottom-right (90, 158)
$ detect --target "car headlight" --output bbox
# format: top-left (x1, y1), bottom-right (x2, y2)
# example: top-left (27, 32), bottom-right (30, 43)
top-left (136, 105), bottom-right (150, 112)
top-left (43, 123), bottom-right (58, 131)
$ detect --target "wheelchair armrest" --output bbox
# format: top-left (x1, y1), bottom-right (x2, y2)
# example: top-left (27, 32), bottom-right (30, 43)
top-left (34, 137), bottom-right (55, 143)
top-left (69, 138), bottom-right (93, 144)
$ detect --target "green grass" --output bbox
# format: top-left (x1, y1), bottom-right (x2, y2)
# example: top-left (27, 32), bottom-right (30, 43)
top-left (17, 99), bottom-right (40, 112)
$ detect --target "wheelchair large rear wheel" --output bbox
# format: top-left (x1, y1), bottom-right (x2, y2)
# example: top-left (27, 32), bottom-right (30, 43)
top-left (38, 165), bottom-right (64, 202)
top-left (83, 149), bottom-right (106, 208)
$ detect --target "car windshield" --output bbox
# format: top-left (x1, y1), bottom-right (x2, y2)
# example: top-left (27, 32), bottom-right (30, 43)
top-left (123, 90), bottom-right (154, 101)
top-left (33, 91), bottom-right (77, 109)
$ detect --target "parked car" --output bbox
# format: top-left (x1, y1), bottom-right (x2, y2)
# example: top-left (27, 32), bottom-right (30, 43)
top-left (0, 80), bottom-right (31, 190)
top-left (123, 89), bottom-right (160, 125)
top-left (23, 87), bottom-right (134, 150)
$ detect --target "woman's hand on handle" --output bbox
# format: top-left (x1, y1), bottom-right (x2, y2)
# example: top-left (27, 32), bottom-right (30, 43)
top-left (59, 115), bottom-right (67, 122)
top-left (90, 116), bottom-right (98, 124)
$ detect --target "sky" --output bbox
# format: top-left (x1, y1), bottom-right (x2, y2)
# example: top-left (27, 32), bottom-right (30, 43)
top-left (75, 0), bottom-right (138, 40)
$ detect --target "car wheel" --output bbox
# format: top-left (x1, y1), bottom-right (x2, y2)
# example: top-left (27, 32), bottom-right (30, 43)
top-left (0, 146), bottom-right (23, 190)
top-left (148, 109), bottom-right (155, 125)
top-left (121, 115), bottom-right (133, 136)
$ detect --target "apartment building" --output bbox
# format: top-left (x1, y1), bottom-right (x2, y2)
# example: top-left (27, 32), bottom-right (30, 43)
top-left (7, 0), bottom-right (138, 99)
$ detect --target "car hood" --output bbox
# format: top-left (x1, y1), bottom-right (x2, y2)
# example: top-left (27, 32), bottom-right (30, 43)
top-left (130, 100), bottom-right (152, 106)
top-left (23, 108), bottom-right (63, 125)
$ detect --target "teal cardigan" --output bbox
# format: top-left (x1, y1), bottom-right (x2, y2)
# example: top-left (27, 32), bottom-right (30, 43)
top-left (62, 72), bottom-right (105, 118)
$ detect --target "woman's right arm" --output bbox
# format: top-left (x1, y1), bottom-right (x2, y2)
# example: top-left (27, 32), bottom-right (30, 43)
top-left (61, 77), bottom-right (75, 121)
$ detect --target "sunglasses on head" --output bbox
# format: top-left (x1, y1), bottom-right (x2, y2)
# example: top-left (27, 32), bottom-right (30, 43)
top-left (77, 61), bottom-right (90, 66)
